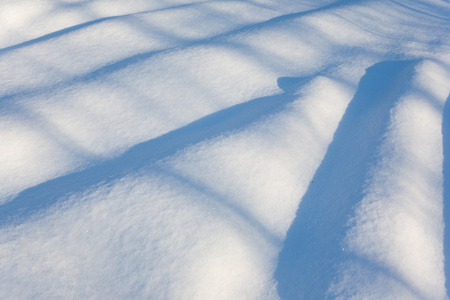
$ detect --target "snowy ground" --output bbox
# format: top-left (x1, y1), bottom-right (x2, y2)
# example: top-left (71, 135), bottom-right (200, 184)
top-left (1, 0), bottom-right (450, 299)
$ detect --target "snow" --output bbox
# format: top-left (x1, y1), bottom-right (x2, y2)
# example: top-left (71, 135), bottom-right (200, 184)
top-left (0, 0), bottom-right (450, 299)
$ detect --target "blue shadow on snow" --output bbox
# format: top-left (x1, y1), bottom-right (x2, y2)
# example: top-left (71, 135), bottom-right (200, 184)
top-left (0, 76), bottom-right (311, 227)
top-left (442, 92), bottom-right (450, 298)
top-left (275, 60), bottom-right (419, 299)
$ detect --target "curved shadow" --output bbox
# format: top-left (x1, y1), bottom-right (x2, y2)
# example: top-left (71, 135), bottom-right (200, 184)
top-left (442, 93), bottom-right (450, 297)
top-left (0, 2), bottom-right (202, 54)
top-left (275, 60), bottom-right (418, 299)
top-left (0, 0), bottom-right (358, 110)
top-left (0, 76), bottom-right (311, 228)
top-left (0, 0), bottom-right (357, 56)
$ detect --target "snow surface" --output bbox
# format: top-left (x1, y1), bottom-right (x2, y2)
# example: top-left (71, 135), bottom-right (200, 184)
top-left (0, 0), bottom-right (450, 299)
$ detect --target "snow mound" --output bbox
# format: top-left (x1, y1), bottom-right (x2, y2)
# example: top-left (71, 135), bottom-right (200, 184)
top-left (1, 0), bottom-right (450, 299)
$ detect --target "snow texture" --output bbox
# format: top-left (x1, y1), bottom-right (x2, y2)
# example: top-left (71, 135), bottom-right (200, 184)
top-left (1, 0), bottom-right (450, 299)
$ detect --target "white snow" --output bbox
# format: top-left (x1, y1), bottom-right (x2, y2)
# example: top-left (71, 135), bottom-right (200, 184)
top-left (1, 0), bottom-right (450, 299)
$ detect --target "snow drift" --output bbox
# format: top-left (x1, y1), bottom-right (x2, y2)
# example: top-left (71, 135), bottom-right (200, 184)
top-left (1, 0), bottom-right (450, 299)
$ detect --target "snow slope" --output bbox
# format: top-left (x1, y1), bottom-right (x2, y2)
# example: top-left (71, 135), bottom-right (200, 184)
top-left (0, 0), bottom-right (449, 299)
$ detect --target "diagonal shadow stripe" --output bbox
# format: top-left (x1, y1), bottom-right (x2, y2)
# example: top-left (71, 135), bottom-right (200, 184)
top-left (0, 0), bottom-right (359, 56)
top-left (0, 0), bottom-right (356, 110)
top-left (0, 2), bottom-right (203, 54)
top-left (0, 76), bottom-right (311, 227)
